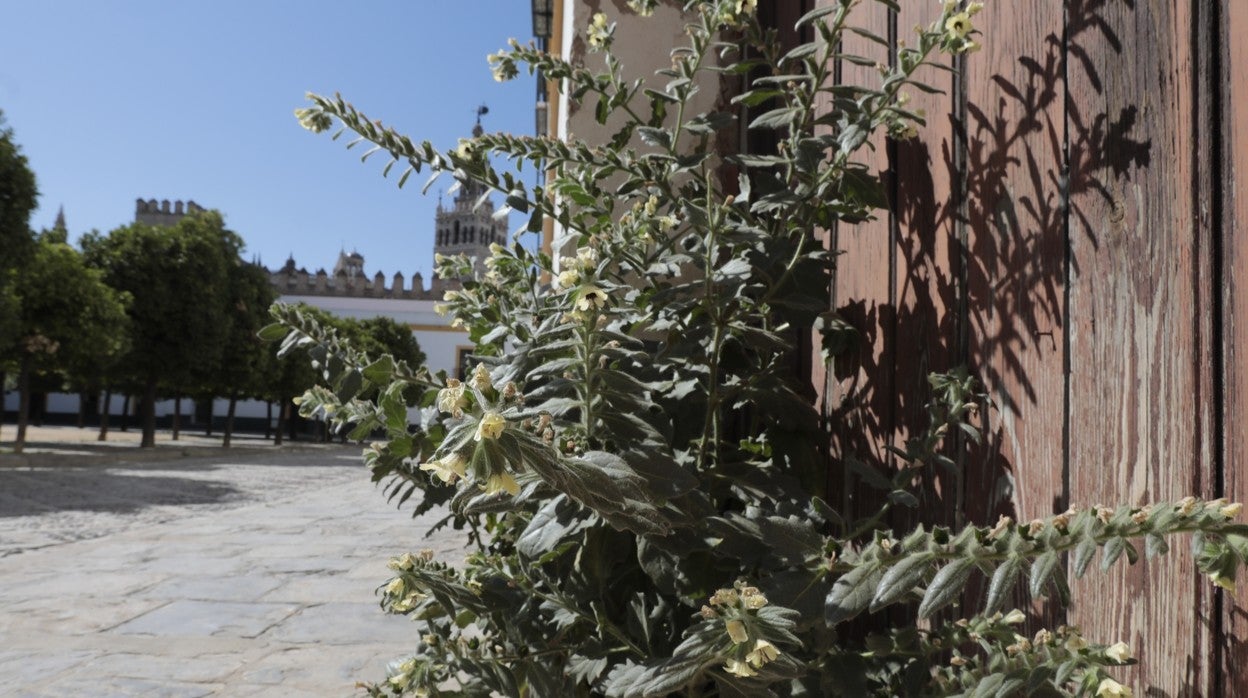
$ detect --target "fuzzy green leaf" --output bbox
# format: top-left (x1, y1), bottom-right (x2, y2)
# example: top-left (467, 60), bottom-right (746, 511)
top-left (871, 552), bottom-right (933, 611)
top-left (918, 558), bottom-right (975, 619)
top-left (1073, 538), bottom-right (1098, 579)
top-left (826, 563), bottom-right (882, 625)
top-left (984, 555), bottom-right (1022, 615)
top-left (1029, 550), bottom-right (1060, 598)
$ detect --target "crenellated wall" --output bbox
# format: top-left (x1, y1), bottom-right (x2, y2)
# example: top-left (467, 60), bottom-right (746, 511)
top-left (135, 198), bottom-right (203, 227)
top-left (266, 265), bottom-right (451, 300)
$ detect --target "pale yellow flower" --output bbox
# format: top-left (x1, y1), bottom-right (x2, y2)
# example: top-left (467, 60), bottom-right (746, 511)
top-left (735, 0), bottom-right (757, 15)
top-left (482, 470), bottom-right (520, 496)
top-left (945, 12), bottom-right (973, 38)
top-left (1105, 641), bottom-right (1132, 663)
top-left (587, 13), bottom-right (612, 49)
top-left (746, 639), bottom-right (779, 668)
top-left (1002, 609), bottom-right (1026, 625)
top-left (987, 514), bottom-right (1012, 539)
top-left (626, 0), bottom-right (654, 16)
top-left (418, 453), bottom-right (468, 484)
top-left (709, 588), bottom-right (739, 607)
top-left (1222, 502), bottom-right (1243, 518)
top-left (1177, 496), bottom-right (1199, 516)
top-left (1065, 633), bottom-right (1088, 652)
top-left (575, 286), bottom-right (609, 311)
top-left (385, 578), bottom-right (406, 595)
top-left (476, 412), bottom-right (507, 441)
top-left (967, 2), bottom-right (985, 15)
top-left (437, 380), bottom-right (468, 415)
top-left (643, 194), bottom-right (659, 216)
top-left (576, 246), bottom-right (599, 269)
top-left (555, 269), bottom-right (580, 290)
top-left (723, 658), bottom-right (757, 677)
top-left (471, 363), bottom-right (492, 391)
top-left (1096, 678), bottom-right (1133, 697)
top-left (388, 552), bottom-right (416, 571)
top-left (725, 618), bottom-right (749, 644)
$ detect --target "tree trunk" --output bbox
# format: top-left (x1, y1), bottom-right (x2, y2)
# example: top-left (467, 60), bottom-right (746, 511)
top-left (172, 396), bottom-right (181, 441)
top-left (98, 388), bottom-right (112, 441)
top-left (15, 356), bottom-right (31, 454)
top-left (264, 401), bottom-right (273, 440)
top-left (223, 393), bottom-right (237, 448)
top-left (120, 394), bottom-right (130, 432)
top-left (77, 391), bottom-right (87, 429)
top-left (274, 397), bottom-right (287, 447)
top-left (0, 369), bottom-right (6, 442)
top-left (205, 398), bottom-right (214, 437)
top-left (140, 377), bottom-right (157, 448)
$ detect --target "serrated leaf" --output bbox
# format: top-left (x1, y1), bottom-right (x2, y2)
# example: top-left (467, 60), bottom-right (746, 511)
top-left (870, 553), bottom-right (932, 611)
top-left (984, 555), bottom-right (1022, 615)
top-left (1029, 550), bottom-right (1060, 598)
top-left (825, 563), bottom-right (882, 625)
top-left (918, 558), bottom-right (974, 619)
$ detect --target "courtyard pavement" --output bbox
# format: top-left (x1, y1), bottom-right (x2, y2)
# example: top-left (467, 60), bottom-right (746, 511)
top-left (0, 426), bottom-right (471, 696)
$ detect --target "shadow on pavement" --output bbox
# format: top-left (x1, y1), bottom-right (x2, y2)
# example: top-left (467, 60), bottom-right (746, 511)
top-left (0, 469), bottom-right (242, 517)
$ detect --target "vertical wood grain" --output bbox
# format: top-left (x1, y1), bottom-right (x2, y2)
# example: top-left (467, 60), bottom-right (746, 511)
top-left (961, 2), bottom-right (1066, 528)
top-left (959, 0), bottom-right (1070, 629)
top-left (826, 1), bottom-right (897, 519)
top-left (892, 1), bottom-right (961, 532)
top-left (1064, 0), bottom-right (1216, 692)
top-left (1221, 0), bottom-right (1248, 692)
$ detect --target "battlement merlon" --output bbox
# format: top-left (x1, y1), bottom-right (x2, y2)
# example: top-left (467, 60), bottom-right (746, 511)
top-left (266, 264), bottom-right (452, 300)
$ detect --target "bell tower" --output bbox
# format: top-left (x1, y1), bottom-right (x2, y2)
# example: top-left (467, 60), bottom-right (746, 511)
top-left (433, 107), bottom-right (507, 272)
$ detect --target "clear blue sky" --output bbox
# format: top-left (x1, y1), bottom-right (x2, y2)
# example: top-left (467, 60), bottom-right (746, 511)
top-left (1, 1), bottom-right (536, 279)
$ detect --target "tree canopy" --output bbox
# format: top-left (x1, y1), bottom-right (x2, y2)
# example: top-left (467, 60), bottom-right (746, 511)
top-left (82, 211), bottom-right (238, 446)
top-left (6, 233), bottom-right (128, 451)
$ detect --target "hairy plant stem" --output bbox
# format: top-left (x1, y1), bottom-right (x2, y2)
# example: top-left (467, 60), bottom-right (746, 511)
top-left (697, 168), bottom-right (725, 472)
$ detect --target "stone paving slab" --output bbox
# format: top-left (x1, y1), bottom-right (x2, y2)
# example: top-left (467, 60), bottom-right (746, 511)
top-left (0, 441), bottom-right (472, 695)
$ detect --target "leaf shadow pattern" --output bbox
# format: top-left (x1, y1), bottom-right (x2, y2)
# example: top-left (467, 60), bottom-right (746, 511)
top-left (824, 0), bottom-right (1151, 629)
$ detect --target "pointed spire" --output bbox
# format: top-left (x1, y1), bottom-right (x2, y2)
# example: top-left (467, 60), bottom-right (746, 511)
top-left (53, 205), bottom-right (66, 233)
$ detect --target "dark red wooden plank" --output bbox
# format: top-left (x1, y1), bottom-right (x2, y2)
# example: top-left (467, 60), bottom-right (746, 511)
top-left (1220, 0), bottom-right (1248, 692)
top-left (1064, 0), bottom-right (1216, 692)
top-left (825, 1), bottom-right (897, 521)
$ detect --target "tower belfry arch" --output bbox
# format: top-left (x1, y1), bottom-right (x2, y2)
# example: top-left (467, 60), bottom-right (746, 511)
top-left (433, 107), bottom-right (506, 273)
